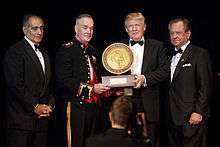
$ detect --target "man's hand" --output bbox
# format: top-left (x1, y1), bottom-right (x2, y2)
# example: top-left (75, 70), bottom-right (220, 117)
top-left (189, 112), bottom-right (203, 125)
top-left (93, 83), bottom-right (110, 94)
top-left (133, 75), bottom-right (145, 88)
top-left (34, 104), bottom-right (53, 119)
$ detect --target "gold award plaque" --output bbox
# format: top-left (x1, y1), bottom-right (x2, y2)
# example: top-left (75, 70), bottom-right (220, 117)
top-left (102, 43), bottom-right (135, 88)
top-left (102, 43), bottom-right (133, 74)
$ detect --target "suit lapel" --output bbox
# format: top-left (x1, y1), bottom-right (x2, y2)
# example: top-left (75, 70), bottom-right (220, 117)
top-left (23, 39), bottom-right (45, 79)
top-left (42, 51), bottom-right (50, 84)
top-left (23, 39), bottom-right (49, 96)
top-left (141, 39), bottom-right (151, 73)
top-left (40, 50), bottom-right (51, 96)
top-left (171, 44), bottom-right (193, 83)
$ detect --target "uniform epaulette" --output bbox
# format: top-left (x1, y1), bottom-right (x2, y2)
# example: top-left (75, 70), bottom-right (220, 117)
top-left (62, 41), bottom-right (74, 48)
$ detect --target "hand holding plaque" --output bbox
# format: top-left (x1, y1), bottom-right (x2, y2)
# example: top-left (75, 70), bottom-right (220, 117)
top-left (102, 43), bottom-right (135, 91)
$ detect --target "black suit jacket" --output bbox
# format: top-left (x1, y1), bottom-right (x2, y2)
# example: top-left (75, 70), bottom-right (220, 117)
top-left (85, 128), bottom-right (150, 147)
top-left (169, 44), bottom-right (212, 125)
top-left (55, 38), bottom-right (100, 103)
top-left (119, 39), bottom-right (169, 121)
top-left (4, 38), bottom-right (54, 131)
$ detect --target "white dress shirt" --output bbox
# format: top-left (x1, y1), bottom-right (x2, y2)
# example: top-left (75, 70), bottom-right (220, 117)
top-left (129, 37), bottom-right (147, 87)
top-left (130, 38), bottom-right (145, 75)
top-left (170, 41), bottom-right (190, 81)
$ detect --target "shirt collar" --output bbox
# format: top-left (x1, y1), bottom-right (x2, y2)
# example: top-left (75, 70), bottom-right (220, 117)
top-left (175, 40), bottom-right (190, 52)
top-left (24, 36), bottom-right (37, 50)
top-left (129, 37), bottom-right (145, 44)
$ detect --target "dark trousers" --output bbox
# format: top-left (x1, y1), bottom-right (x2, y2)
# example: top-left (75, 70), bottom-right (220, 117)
top-left (6, 129), bottom-right (47, 147)
top-left (147, 122), bottom-right (160, 147)
top-left (168, 123), bottom-right (207, 147)
top-left (71, 102), bottom-right (100, 147)
top-left (132, 117), bottom-right (160, 147)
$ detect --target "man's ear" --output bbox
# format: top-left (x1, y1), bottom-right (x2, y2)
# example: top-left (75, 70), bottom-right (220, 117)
top-left (186, 30), bottom-right (191, 40)
top-left (144, 24), bottom-right (147, 31)
top-left (23, 26), bottom-right (27, 34)
top-left (74, 25), bottom-right (78, 34)
top-left (125, 26), bottom-right (129, 33)
top-left (109, 112), bottom-right (112, 121)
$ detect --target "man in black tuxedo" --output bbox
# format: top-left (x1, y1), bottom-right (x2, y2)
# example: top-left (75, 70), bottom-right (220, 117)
top-left (85, 96), bottom-right (150, 147)
top-left (3, 14), bottom-right (55, 147)
top-left (168, 18), bottom-right (212, 147)
top-left (55, 14), bottom-right (110, 147)
top-left (119, 12), bottom-right (169, 147)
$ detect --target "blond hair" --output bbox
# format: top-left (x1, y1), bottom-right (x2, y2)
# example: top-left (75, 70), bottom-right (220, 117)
top-left (125, 12), bottom-right (145, 27)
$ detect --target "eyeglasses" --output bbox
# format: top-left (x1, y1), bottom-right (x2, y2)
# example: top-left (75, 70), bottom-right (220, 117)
top-left (30, 26), bottom-right (45, 31)
top-left (169, 31), bottom-right (187, 36)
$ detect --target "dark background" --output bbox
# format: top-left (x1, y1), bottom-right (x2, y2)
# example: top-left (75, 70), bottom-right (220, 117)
top-left (0, 0), bottom-right (219, 146)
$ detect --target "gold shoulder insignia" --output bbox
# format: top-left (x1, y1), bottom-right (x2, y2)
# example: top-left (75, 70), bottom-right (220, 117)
top-left (62, 41), bottom-right (74, 48)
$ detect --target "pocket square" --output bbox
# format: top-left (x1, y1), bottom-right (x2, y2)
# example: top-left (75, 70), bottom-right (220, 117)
top-left (182, 63), bottom-right (192, 67)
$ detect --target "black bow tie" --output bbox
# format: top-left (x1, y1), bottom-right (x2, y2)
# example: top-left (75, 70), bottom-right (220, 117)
top-left (173, 49), bottom-right (183, 55)
top-left (34, 44), bottom-right (42, 51)
top-left (130, 40), bottom-right (144, 46)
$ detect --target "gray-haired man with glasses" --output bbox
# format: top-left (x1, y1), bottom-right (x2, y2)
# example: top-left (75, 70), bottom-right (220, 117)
top-left (3, 14), bottom-right (55, 147)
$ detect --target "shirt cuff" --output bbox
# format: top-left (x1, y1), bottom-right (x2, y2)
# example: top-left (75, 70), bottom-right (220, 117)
top-left (143, 75), bottom-right (147, 87)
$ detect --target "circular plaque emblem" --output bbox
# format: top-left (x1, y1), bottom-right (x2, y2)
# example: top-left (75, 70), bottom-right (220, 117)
top-left (102, 43), bottom-right (133, 74)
